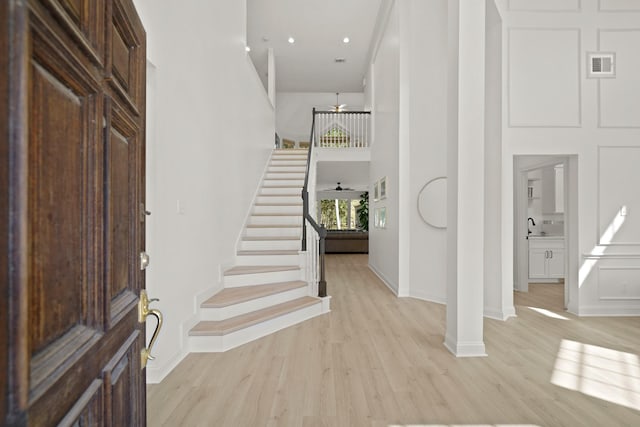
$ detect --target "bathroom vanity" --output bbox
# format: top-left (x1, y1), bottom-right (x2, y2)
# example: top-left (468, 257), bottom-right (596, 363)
top-left (528, 236), bottom-right (564, 281)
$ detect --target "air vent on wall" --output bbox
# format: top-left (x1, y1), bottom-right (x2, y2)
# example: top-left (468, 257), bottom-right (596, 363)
top-left (587, 52), bottom-right (616, 78)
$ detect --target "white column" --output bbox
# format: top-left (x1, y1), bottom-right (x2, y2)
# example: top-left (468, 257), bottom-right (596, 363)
top-left (445, 0), bottom-right (487, 357)
top-left (397, 0), bottom-right (412, 297)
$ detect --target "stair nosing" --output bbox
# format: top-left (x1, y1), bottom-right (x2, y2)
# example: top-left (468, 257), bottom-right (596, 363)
top-left (250, 213), bottom-right (301, 217)
top-left (242, 236), bottom-right (300, 241)
top-left (201, 281), bottom-right (307, 308)
top-left (237, 250), bottom-right (299, 255)
top-left (224, 265), bottom-right (300, 276)
top-left (190, 296), bottom-right (320, 336)
top-left (254, 203), bottom-right (302, 207)
top-left (246, 224), bottom-right (301, 228)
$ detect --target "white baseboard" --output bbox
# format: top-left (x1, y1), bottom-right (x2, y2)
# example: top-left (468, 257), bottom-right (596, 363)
top-left (146, 349), bottom-right (187, 384)
top-left (409, 289), bottom-right (446, 305)
top-left (577, 305), bottom-right (640, 317)
top-left (368, 263), bottom-right (399, 296)
top-left (444, 334), bottom-right (488, 358)
top-left (484, 305), bottom-right (517, 321)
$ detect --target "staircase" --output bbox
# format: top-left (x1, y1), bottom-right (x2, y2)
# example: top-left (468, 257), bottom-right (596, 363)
top-left (188, 149), bottom-right (326, 352)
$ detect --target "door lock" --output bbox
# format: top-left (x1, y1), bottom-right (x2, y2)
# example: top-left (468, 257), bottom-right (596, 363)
top-left (140, 252), bottom-right (150, 270)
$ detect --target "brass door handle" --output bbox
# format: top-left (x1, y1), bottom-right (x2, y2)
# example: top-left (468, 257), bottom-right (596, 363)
top-left (138, 289), bottom-right (163, 369)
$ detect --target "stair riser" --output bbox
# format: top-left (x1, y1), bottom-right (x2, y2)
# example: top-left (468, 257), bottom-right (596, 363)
top-left (248, 216), bottom-right (302, 226)
top-left (240, 239), bottom-right (300, 251)
top-left (256, 196), bottom-right (301, 205)
top-left (235, 254), bottom-right (300, 265)
top-left (200, 286), bottom-right (309, 321)
top-left (253, 205), bottom-right (302, 215)
top-left (245, 228), bottom-right (300, 238)
top-left (265, 173), bottom-right (305, 180)
top-left (223, 269), bottom-right (302, 287)
top-left (270, 160), bottom-right (307, 167)
top-left (263, 180), bottom-right (304, 188)
top-left (189, 302), bottom-right (323, 352)
top-left (260, 188), bottom-right (301, 196)
top-left (267, 166), bottom-right (306, 175)
top-left (272, 152), bottom-right (307, 156)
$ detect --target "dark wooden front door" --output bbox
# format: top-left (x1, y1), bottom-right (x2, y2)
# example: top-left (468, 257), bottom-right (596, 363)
top-left (1, 0), bottom-right (148, 425)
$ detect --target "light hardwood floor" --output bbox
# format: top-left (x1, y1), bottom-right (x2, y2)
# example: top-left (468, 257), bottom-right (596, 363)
top-left (148, 255), bottom-right (640, 426)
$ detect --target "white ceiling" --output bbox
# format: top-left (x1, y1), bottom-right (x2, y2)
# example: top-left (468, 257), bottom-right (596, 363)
top-left (247, 0), bottom-right (384, 92)
top-left (316, 161), bottom-right (370, 191)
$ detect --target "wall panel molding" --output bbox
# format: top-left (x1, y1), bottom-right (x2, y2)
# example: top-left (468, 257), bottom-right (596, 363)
top-left (509, 0), bottom-right (581, 12)
top-left (597, 29), bottom-right (640, 128)
top-left (598, 266), bottom-right (640, 300)
top-left (597, 146), bottom-right (640, 246)
top-left (599, 0), bottom-right (640, 12)
top-left (508, 28), bottom-right (582, 128)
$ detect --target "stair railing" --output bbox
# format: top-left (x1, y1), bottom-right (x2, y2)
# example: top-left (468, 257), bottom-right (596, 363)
top-left (313, 110), bottom-right (371, 148)
top-left (302, 108), bottom-right (327, 298)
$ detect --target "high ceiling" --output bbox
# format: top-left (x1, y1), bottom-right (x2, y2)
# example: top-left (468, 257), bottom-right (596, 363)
top-left (247, 0), bottom-right (384, 93)
top-left (316, 161), bottom-right (370, 191)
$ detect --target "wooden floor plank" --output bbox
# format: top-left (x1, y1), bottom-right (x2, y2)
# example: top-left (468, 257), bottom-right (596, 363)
top-left (149, 254), bottom-right (640, 426)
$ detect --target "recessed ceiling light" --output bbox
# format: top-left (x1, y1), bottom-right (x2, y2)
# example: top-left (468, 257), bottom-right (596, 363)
top-left (245, 46), bottom-right (251, 52)
top-left (343, 37), bottom-right (350, 43)
top-left (288, 37), bottom-right (295, 44)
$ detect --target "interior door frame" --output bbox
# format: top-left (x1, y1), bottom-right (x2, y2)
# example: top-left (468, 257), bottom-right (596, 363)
top-left (514, 155), bottom-right (577, 311)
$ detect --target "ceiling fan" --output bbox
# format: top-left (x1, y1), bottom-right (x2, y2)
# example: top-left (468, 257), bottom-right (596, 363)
top-left (323, 182), bottom-right (354, 191)
top-left (329, 93), bottom-right (347, 112)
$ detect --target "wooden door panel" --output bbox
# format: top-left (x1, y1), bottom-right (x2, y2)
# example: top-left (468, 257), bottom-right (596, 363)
top-left (57, 379), bottom-right (104, 427)
top-left (108, 0), bottom-right (145, 116)
top-left (28, 62), bottom-right (95, 354)
top-left (1, 0), bottom-right (147, 425)
top-left (106, 98), bottom-right (141, 326)
top-left (34, 0), bottom-right (107, 66)
top-left (103, 332), bottom-right (142, 427)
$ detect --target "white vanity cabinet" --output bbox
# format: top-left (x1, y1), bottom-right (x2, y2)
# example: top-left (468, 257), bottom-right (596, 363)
top-left (528, 237), bottom-right (564, 280)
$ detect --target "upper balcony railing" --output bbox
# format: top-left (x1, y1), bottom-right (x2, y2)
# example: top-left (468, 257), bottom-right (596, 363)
top-left (313, 110), bottom-right (371, 148)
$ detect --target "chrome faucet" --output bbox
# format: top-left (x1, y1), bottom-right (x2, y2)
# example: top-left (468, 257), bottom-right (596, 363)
top-left (528, 217), bottom-right (536, 236)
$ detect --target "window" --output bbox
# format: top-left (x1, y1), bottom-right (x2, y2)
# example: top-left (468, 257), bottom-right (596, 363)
top-left (318, 198), bottom-right (362, 230)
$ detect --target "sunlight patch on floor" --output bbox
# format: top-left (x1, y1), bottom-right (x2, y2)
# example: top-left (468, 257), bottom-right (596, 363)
top-left (551, 339), bottom-right (640, 411)
top-left (527, 306), bottom-right (569, 320)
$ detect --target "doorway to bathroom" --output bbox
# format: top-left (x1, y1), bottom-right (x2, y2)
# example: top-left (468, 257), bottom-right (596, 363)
top-left (514, 155), bottom-right (578, 312)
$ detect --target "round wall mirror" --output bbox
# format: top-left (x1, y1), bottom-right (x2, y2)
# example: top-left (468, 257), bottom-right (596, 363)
top-left (417, 176), bottom-right (447, 229)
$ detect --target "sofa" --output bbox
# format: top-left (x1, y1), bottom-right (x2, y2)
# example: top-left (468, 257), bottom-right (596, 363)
top-left (325, 230), bottom-right (368, 253)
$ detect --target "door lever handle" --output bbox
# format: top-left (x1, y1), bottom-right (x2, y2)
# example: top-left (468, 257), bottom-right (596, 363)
top-left (138, 290), bottom-right (163, 369)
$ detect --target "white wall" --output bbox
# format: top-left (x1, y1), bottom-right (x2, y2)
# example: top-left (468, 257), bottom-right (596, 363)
top-left (403, 0), bottom-right (449, 303)
top-left (502, 0), bottom-right (640, 315)
top-left (368, 2), bottom-right (400, 293)
top-left (276, 92), bottom-right (364, 143)
top-left (134, 0), bottom-right (275, 382)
